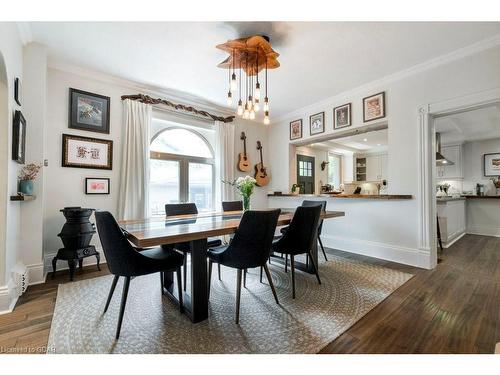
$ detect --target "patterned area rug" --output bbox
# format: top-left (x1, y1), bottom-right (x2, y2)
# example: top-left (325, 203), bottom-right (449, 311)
top-left (47, 254), bottom-right (413, 353)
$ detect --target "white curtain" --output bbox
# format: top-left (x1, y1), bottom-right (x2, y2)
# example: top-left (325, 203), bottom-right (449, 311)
top-left (215, 120), bottom-right (235, 210)
top-left (118, 99), bottom-right (152, 220)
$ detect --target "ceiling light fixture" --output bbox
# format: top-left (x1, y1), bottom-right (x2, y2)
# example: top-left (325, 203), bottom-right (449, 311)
top-left (217, 35), bottom-right (280, 124)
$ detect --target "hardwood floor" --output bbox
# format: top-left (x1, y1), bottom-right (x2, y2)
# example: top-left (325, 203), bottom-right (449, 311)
top-left (0, 234), bottom-right (498, 354)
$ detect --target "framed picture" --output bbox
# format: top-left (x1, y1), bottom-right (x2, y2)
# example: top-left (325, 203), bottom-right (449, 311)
top-left (62, 134), bottom-right (113, 170)
top-left (69, 88), bottom-right (110, 134)
top-left (290, 119), bottom-right (303, 140)
top-left (363, 92), bottom-right (386, 122)
top-left (12, 110), bottom-right (26, 164)
top-left (334, 103), bottom-right (352, 129)
top-left (484, 153), bottom-right (500, 177)
top-left (85, 178), bottom-right (110, 195)
top-left (309, 112), bottom-right (325, 135)
top-left (14, 77), bottom-right (21, 106)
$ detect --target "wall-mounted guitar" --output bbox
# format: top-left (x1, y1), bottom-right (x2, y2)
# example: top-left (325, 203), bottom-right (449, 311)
top-left (254, 141), bottom-right (270, 187)
top-left (237, 132), bottom-right (251, 172)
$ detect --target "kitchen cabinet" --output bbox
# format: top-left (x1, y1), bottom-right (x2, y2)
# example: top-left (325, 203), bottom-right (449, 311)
top-left (364, 154), bottom-right (388, 181)
top-left (437, 144), bottom-right (463, 179)
top-left (437, 198), bottom-right (466, 247)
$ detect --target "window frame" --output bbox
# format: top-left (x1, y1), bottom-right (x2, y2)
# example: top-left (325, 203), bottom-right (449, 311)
top-left (150, 126), bottom-right (216, 213)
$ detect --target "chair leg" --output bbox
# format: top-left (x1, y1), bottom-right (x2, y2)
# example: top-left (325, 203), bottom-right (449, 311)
top-left (235, 269), bottom-right (242, 324)
top-left (290, 255), bottom-right (296, 299)
top-left (176, 267), bottom-right (184, 313)
top-left (308, 251), bottom-right (322, 285)
top-left (218, 263), bottom-right (221, 281)
top-left (115, 276), bottom-right (130, 340)
top-left (318, 236), bottom-right (328, 261)
top-left (243, 269), bottom-right (247, 288)
top-left (260, 266), bottom-right (263, 283)
top-left (285, 254), bottom-right (288, 273)
top-left (207, 260), bottom-right (213, 300)
top-left (104, 275), bottom-right (119, 313)
top-left (306, 253), bottom-right (309, 268)
top-left (183, 255), bottom-right (187, 291)
top-left (263, 264), bottom-right (279, 304)
top-left (160, 272), bottom-right (164, 295)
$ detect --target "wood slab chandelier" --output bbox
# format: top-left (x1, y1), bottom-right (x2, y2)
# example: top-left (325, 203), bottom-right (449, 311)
top-left (216, 35), bottom-right (280, 124)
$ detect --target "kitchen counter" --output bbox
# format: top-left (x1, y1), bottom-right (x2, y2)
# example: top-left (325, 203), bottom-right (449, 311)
top-left (461, 195), bottom-right (500, 199)
top-left (267, 193), bottom-right (412, 200)
top-left (437, 196), bottom-right (466, 202)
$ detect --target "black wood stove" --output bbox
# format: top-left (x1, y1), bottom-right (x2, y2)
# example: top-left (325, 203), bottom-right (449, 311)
top-left (51, 207), bottom-right (101, 281)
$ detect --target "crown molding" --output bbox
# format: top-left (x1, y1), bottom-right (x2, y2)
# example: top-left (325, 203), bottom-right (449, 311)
top-left (16, 22), bottom-right (33, 45)
top-left (48, 59), bottom-right (235, 117)
top-left (271, 33), bottom-right (500, 125)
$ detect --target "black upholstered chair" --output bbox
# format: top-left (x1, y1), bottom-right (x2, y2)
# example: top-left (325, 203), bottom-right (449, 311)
top-left (207, 209), bottom-right (281, 324)
top-left (95, 211), bottom-right (184, 339)
top-left (272, 205), bottom-right (322, 299)
top-left (222, 200), bottom-right (243, 212)
top-left (164, 203), bottom-right (222, 290)
top-left (279, 200), bottom-right (328, 270)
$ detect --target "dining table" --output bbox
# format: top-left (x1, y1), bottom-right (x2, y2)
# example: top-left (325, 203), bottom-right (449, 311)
top-left (120, 209), bottom-right (345, 323)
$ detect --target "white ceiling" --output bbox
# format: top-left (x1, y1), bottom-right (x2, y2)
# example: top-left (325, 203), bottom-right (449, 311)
top-left (28, 22), bottom-right (500, 117)
top-left (310, 128), bottom-right (388, 154)
top-left (435, 104), bottom-right (500, 143)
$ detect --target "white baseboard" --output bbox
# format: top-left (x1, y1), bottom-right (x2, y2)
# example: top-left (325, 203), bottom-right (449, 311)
top-left (322, 234), bottom-right (432, 269)
top-left (443, 232), bottom-right (466, 249)
top-left (0, 282), bottom-right (19, 315)
top-left (43, 248), bottom-right (107, 279)
top-left (467, 225), bottom-right (500, 238)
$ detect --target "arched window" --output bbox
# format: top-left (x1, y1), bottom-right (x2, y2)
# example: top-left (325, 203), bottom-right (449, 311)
top-left (149, 127), bottom-right (215, 216)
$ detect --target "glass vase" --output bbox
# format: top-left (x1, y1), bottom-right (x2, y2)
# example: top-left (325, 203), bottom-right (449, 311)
top-left (242, 195), bottom-right (251, 211)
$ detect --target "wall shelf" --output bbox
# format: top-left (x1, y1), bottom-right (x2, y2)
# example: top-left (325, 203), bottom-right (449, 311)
top-left (10, 195), bottom-right (36, 202)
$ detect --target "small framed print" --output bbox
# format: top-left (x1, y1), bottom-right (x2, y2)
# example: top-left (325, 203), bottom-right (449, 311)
top-left (309, 112), bottom-right (325, 135)
top-left (14, 77), bottom-right (21, 106)
top-left (85, 178), bottom-right (110, 195)
top-left (12, 110), bottom-right (26, 164)
top-left (62, 134), bottom-right (113, 170)
top-left (334, 103), bottom-right (352, 129)
top-left (484, 153), bottom-right (500, 177)
top-left (69, 88), bottom-right (110, 134)
top-left (363, 92), bottom-right (386, 122)
top-left (290, 119), bottom-right (303, 140)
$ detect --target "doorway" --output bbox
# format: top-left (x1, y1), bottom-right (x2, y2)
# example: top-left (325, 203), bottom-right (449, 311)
top-left (0, 52), bottom-right (8, 286)
top-left (296, 154), bottom-right (315, 194)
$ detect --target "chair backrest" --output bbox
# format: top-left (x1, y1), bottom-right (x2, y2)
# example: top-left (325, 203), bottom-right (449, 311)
top-left (222, 200), bottom-right (243, 212)
top-left (302, 200), bottom-right (326, 235)
top-left (222, 209), bottom-right (281, 269)
top-left (165, 203), bottom-right (198, 217)
top-left (274, 205), bottom-right (322, 255)
top-left (94, 211), bottom-right (150, 276)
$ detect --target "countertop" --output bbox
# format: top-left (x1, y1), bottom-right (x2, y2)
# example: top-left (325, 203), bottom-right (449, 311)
top-left (267, 193), bottom-right (412, 200)
top-left (436, 196), bottom-right (466, 202)
top-left (460, 195), bottom-right (500, 199)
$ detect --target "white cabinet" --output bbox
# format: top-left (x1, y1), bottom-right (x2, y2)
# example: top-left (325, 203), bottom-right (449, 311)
top-left (437, 144), bottom-right (463, 179)
top-left (364, 154), bottom-right (388, 181)
top-left (437, 198), bottom-right (466, 247)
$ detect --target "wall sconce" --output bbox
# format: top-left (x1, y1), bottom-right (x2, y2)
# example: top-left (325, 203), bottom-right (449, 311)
top-left (321, 161), bottom-right (329, 171)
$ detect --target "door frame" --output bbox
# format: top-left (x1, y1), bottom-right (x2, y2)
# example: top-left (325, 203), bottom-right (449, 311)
top-left (417, 88), bottom-right (500, 269)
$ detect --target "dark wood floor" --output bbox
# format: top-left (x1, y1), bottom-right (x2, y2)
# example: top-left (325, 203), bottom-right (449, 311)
top-left (0, 234), bottom-right (498, 354)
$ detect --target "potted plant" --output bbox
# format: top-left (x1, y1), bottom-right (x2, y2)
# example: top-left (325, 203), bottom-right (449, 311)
top-left (291, 183), bottom-right (300, 195)
top-left (18, 163), bottom-right (41, 195)
top-left (492, 177), bottom-right (500, 195)
top-left (223, 176), bottom-right (257, 211)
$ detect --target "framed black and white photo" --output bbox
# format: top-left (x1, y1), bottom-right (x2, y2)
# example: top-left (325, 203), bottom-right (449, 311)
top-left (484, 153), bottom-right (500, 177)
top-left (14, 77), bottom-right (21, 106)
top-left (363, 92), bottom-right (386, 122)
top-left (290, 119), bottom-right (303, 140)
top-left (62, 134), bottom-right (113, 170)
top-left (12, 110), bottom-right (26, 164)
top-left (309, 112), bottom-right (325, 135)
top-left (69, 88), bottom-right (110, 134)
top-left (334, 103), bottom-right (351, 129)
top-left (85, 178), bottom-right (110, 195)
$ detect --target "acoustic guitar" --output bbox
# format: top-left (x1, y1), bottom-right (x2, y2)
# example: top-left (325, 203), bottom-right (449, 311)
top-left (254, 141), bottom-right (270, 187)
top-left (237, 132), bottom-right (251, 172)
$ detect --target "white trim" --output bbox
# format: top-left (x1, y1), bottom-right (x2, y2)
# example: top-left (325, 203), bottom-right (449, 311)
top-left (322, 234), bottom-right (432, 270)
top-left (442, 232), bottom-right (467, 249)
top-left (16, 22), bottom-right (33, 45)
top-left (43, 249), bottom-right (107, 279)
top-left (0, 283), bottom-right (18, 315)
top-left (467, 226), bottom-right (500, 238)
top-left (26, 262), bottom-right (45, 286)
top-left (272, 34), bottom-right (500, 125)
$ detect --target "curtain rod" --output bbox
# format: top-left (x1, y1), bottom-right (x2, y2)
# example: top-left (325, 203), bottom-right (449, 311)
top-left (121, 94), bottom-right (235, 123)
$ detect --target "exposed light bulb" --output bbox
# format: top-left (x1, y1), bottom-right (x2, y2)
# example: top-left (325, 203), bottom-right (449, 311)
top-left (255, 82), bottom-right (261, 100)
top-left (226, 91), bottom-right (232, 106)
top-left (243, 102), bottom-right (250, 119)
top-left (263, 111), bottom-right (270, 125)
top-left (263, 97), bottom-right (269, 112)
top-left (249, 110), bottom-right (256, 120)
top-left (230, 73), bottom-right (237, 91)
top-left (254, 101), bottom-right (260, 112)
top-left (237, 100), bottom-right (243, 116)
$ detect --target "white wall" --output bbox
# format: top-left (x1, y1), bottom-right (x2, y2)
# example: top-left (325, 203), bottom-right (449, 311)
top-left (0, 23), bottom-right (24, 312)
top-left (268, 44), bottom-right (500, 269)
top-left (463, 138), bottom-right (500, 194)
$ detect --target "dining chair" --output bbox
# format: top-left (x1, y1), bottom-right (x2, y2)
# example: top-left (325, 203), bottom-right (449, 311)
top-left (272, 205), bottom-right (322, 299)
top-left (164, 203), bottom-right (222, 290)
top-left (222, 200), bottom-right (243, 212)
top-left (95, 211), bottom-right (184, 339)
top-left (279, 200), bottom-right (328, 272)
top-left (207, 209), bottom-right (281, 324)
